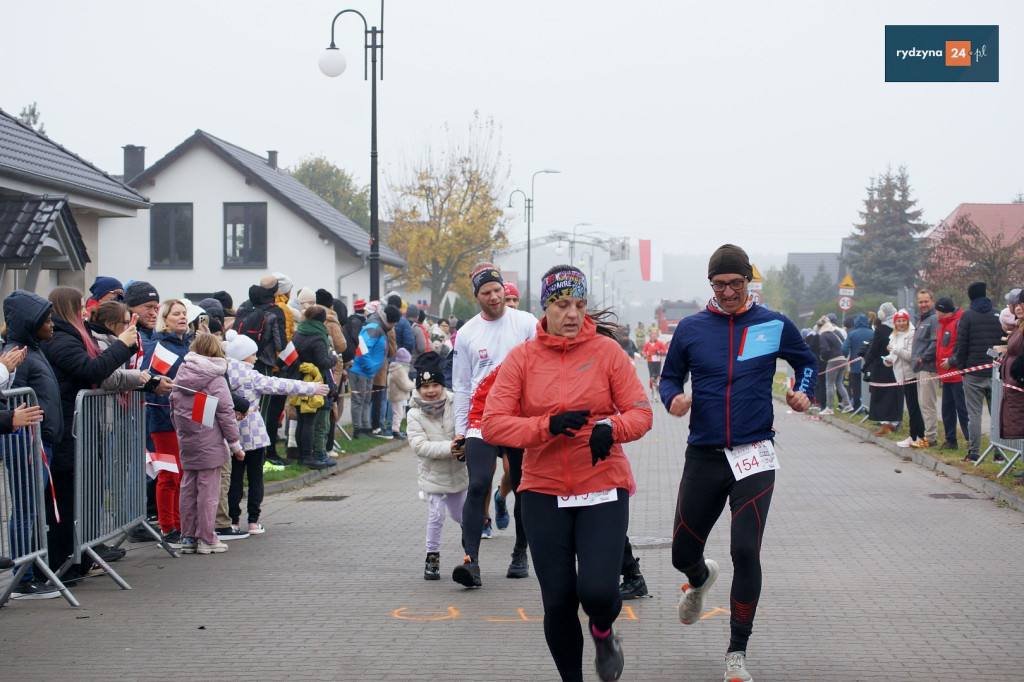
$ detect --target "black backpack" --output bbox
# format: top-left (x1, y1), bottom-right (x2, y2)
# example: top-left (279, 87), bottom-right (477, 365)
top-left (340, 316), bottom-right (364, 364)
top-left (234, 304), bottom-right (274, 353)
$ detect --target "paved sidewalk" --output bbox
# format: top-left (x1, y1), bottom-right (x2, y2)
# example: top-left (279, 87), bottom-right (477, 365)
top-left (2, 378), bottom-right (1023, 680)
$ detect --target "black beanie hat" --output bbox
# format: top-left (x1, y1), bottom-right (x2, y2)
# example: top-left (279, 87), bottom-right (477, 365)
top-left (414, 351), bottom-right (444, 389)
top-left (967, 281), bottom-right (987, 301)
top-left (708, 244), bottom-right (753, 280)
top-left (383, 305), bottom-right (401, 324)
top-left (935, 297), bottom-right (956, 313)
top-left (316, 288), bottom-right (334, 307)
top-left (211, 290), bottom-right (234, 314)
top-left (124, 281), bottom-right (159, 307)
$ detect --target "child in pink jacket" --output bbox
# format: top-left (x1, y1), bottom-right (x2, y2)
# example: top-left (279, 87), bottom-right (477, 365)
top-left (169, 334), bottom-right (243, 554)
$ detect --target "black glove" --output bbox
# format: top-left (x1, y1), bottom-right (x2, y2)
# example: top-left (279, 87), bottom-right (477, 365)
top-left (589, 422), bottom-right (614, 466)
top-left (549, 410), bottom-right (590, 437)
top-left (1011, 353), bottom-right (1024, 385)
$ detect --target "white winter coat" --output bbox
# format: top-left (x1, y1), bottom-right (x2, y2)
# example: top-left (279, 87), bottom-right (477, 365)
top-left (883, 323), bottom-right (916, 385)
top-left (406, 391), bottom-right (468, 494)
top-left (387, 361), bottom-right (415, 402)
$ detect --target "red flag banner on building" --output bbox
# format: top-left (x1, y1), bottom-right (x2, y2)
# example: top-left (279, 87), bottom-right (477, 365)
top-left (638, 239), bottom-right (663, 282)
top-left (279, 341), bottom-right (298, 366)
top-left (191, 392), bottom-right (219, 428)
top-left (149, 343), bottom-right (179, 375)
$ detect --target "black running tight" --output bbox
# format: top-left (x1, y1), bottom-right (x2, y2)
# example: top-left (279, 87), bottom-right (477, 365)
top-left (672, 445), bottom-right (775, 653)
top-left (521, 489), bottom-right (629, 682)
top-left (461, 438), bottom-right (525, 562)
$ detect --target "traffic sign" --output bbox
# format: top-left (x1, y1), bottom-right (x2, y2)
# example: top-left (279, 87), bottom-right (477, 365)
top-left (839, 288), bottom-right (855, 297)
top-left (750, 290), bottom-right (762, 305)
top-left (838, 296), bottom-right (853, 311)
top-left (750, 263), bottom-right (763, 284)
top-left (839, 273), bottom-right (855, 290)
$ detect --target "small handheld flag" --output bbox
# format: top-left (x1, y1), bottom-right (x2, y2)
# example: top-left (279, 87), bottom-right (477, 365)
top-left (145, 451), bottom-right (180, 478)
top-left (191, 392), bottom-right (219, 428)
top-left (149, 343), bottom-right (180, 375)
top-left (279, 341), bottom-right (299, 366)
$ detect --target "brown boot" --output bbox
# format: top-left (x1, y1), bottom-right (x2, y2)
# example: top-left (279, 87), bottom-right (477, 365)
top-left (873, 423), bottom-right (894, 436)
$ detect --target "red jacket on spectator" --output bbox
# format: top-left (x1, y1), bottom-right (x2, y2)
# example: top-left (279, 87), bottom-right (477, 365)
top-left (936, 309), bottom-right (963, 384)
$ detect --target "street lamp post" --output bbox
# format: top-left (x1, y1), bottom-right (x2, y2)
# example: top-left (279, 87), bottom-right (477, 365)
top-left (508, 169), bottom-right (559, 314)
top-left (319, 1), bottom-right (384, 301)
top-left (569, 222), bottom-right (592, 263)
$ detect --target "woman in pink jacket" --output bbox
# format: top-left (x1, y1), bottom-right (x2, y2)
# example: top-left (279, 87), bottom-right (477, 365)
top-left (482, 265), bottom-right (652, 682)
top-left (169, 334), bottom-right (243, 555)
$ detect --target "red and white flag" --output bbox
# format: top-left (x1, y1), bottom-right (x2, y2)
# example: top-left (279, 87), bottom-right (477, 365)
top-left (355, 335), bottom-right (369, 357)
top-left (149, 343), bottom-right (179, 375)
top-left (279, 341), bottom-right (299, 366)
top-left (145, 450), bottom-right (180, 478)
top-left (191, 392), bottom-right (219, 428)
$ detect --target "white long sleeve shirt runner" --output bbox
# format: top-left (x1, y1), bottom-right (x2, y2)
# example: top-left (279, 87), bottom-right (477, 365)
top-left (453, 308), bottom-right (538, 438)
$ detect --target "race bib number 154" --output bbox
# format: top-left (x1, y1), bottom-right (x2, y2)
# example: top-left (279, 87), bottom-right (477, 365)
top-left (724, 440), bottom-right (778, 481)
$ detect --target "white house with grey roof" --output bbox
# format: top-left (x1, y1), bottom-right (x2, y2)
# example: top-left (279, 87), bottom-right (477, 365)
top-left (101, 129), bottom-right (404, 307)
top-left (0, 107), bottom-right (148, 298)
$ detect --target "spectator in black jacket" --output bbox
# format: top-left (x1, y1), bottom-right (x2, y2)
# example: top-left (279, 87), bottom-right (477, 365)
top-left (42, 286), bottom-right (137, 578)
top-left (2, 290), bottom-right (61, 597)
top-left (952, 281), bottom-right (1006, 461)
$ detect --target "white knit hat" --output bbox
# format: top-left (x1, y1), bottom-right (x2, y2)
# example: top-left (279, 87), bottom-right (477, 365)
top-left (223, 329), bottom-right (259, 362)
top-left (296, 287), bottom-right (316, 305)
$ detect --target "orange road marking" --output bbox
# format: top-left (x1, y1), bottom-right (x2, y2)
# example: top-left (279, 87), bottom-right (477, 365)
top-left (700, 606), bottom-right (730, 621)
top-left (392, 606), bottom-right (460, 621)
top-left (486, 607), bottom-right (543, 622)
top-left (620, 606), bottom-right (639, 620)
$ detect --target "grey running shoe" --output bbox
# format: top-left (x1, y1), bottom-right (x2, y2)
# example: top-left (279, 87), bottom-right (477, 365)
top-left (593, 628), bottom-right (624, 681)
top-left (506, 550), bottom-right (529, 579)
top-left (724, 651), bottom-right (753, 681)
top-left (678, 558), bottom-right (719, 624)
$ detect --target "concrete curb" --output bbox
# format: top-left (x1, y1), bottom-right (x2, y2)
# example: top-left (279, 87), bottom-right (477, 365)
top-left (823, 413), bottom-right (1024, 513)
top-left (263, 439), bottom-right (407, 496)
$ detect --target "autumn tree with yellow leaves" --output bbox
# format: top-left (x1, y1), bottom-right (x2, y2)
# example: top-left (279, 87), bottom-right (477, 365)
top-left (385, 114), bottom-right (509, 308)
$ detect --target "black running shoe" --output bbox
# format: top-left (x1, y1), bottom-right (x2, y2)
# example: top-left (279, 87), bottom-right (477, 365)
top-left (619, 573), bottom-right (648, 599)
top-left (506, 550), bottom-right (529, 579)
top-left (593, 628), bottom-right (624, 681)
top-left (452, 556), bottom-right (481, 587)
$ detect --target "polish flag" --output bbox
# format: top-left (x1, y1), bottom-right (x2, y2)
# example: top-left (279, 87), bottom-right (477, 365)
top-left (355, 335), bottom-right (369, 357)
top-left (149, 343), bottom-right (179, 375)
top-left (191, 392), bottom-right (219, 428)
top-left (145, 451), bottom-right (180, 478)
top-left (278, 341), bottom-right (299, 366)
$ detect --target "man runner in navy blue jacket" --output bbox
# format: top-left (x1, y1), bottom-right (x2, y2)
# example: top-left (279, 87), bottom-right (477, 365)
top-left (659, 244), bottom-right (816, 682)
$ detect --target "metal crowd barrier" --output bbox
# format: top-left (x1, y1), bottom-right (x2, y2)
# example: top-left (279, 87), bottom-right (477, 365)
top-left (0, 387), bottom-right (78, 607)
top-left (62, 389), bottom-right (176, 590)
top-left (975, 365), bottom-right (1024, 477)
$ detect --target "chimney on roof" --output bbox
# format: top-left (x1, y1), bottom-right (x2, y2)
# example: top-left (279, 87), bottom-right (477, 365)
top-left (267, 150), bottom-right (278, 169)
top-left (123, 145), bottom-right (145, 184)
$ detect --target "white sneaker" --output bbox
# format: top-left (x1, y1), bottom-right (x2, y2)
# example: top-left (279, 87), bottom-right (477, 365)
top-left (841, 404), bottom-right (855, 413)
top-left (197, 540), bottom-right (228, 554)
top-left (819, 408), bottom-right (834, 416)
top-left (896, 437), bottom-right (915, 448)
top-left (724, 651), bottom-right (752, 682)
top-left (678, 558), bottom-right (718, 624)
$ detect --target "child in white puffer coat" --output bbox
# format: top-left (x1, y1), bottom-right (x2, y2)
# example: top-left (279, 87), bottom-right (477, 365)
top-left (405, 352), bottom-right (467, 580)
